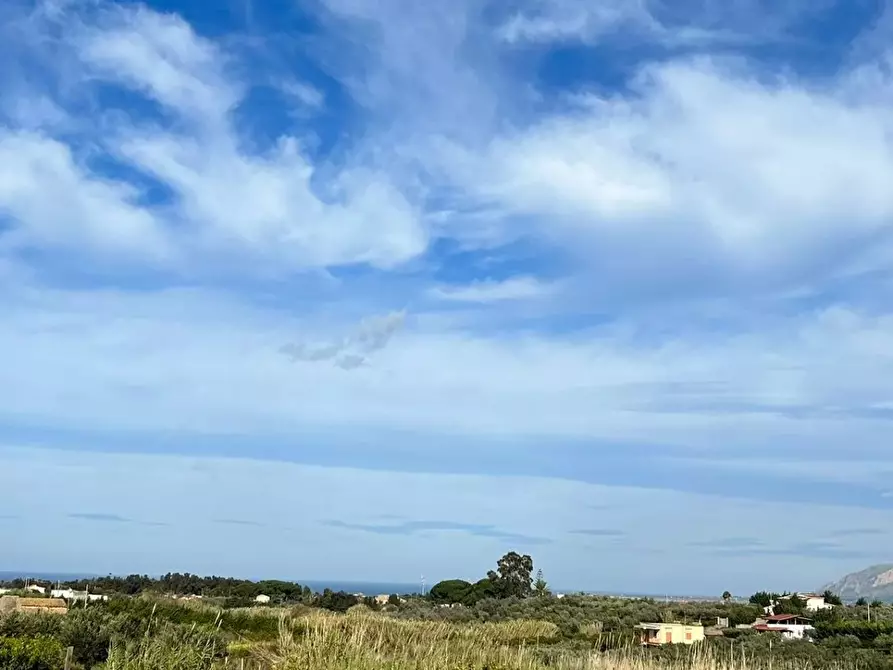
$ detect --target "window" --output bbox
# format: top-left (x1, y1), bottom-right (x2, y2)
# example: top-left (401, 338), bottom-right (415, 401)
top-left (665, 631), bottom-right (672, 643)
top-left (685, 632), bottom-right (692, 641)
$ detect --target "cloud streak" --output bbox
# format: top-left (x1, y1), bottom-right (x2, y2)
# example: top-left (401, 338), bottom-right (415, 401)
top-left (68, 513), bottom-right (167, 527)
top-left (323, 519), bottom-right (551, 546)
top-left (569, 529), bottom-right (625, 537)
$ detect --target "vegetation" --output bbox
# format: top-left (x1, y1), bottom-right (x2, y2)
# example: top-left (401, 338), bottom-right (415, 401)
top-left (7, 600), bottom-right (893, 670)
top-left (4, 554), bottom-right (893, 669)
top-left (0, 574), bottom-right (318, 606)
top-left (428, 551), bottom-right (535, 606)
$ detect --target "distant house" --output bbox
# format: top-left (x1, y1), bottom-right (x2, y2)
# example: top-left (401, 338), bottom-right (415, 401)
top-left (0, 596), bottom-right (68, 615)
top-left (795, 593), bottom-right (834, 612)
top-left (50, 588), bottom-right (108, 603)
top-left (25, 584), bottom-right (46, 595)
top-left (254, 594), bottom-right (271, 604)
top-left (767, 593), bottom-right (834, 615)
top-left (753, 614), bottom-right (814, 640)
top-left (636, 622), bottom-right (705, 646)
top-left (374, 594), bottom-right (390, 606)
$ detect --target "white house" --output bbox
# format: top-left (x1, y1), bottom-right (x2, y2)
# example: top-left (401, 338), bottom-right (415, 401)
top-left (799, 593), bottom-right (834, 612)
top-left (753, 614), bottom-right (815, 640)
top-left (50, 589), bottom-right (107, 602)
top-left (254, 594), bottom-right (271, 604)
top-left (25, 584), bottom-right (46, 595)
top-left (764, 593), bottom-right (834, 616)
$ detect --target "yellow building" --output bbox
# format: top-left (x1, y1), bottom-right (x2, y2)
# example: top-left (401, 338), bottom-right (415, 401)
top-left (636, 622), bottom-right (705, 645)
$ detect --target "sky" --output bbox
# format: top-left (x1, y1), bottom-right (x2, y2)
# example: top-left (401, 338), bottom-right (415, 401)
top-left (3, 0), bottom-right (893, 597)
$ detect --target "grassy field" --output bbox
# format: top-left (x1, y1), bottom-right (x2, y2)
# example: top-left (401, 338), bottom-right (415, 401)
top-left (3, 596), bottom-right (883, 670)
top-left (90, 608), bottom-right (839, 670)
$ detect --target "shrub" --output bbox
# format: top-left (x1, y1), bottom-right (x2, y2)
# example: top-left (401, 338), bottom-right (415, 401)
top-left (0, 636), bottom-right (65, 670)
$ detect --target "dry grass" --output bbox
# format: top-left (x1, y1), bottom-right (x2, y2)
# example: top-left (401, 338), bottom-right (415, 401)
top-left (251, 612), bottom-right (829, 670)
top-left (102, 608), bottom-right (849, 670)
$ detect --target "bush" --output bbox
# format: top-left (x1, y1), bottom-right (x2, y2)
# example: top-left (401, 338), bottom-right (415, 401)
top-left (58, 607), bottom-right (112, 667)
top-left (0, 636), bottom-right (65, 670)
top-left (0, 612), bottom-right (63, 639)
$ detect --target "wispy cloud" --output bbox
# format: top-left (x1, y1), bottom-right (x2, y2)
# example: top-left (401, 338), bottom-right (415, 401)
top-left (278, 80), bottom-right (325, 110)
top-left (569, 529), bottom-right (625, 537)
top-left (429, 277), bottom-right (556, 303)
top-left (68, 512), bottom-right (167, 527)
top-left (826, 528), bottom-right (886, 538)
top-left (323, 520), bottom-right (551, 546)
top-left (710, 540), bottom-right (875, 560)
top-left (688, 537), bottom-right (766, 549)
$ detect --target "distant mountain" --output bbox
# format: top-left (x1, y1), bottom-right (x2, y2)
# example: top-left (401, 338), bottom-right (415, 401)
top-left (822, 564), bottom-right (893, 602)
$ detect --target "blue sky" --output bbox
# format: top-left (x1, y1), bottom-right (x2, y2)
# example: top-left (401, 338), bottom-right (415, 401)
top-left (3, 0), bottom-right (893, 596)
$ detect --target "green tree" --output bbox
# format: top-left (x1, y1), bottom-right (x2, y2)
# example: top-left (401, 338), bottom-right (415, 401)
top-left (722, 591), bottom-right (732, 602)
top-left (487, 551), bottom-right (534, 599)
top-left (471, 578), bottom-right (498, 601)
top-left (315, 589), bottom-right (357, 612)
top-left (774, 594), bottom-right (806, 615)
top-left (429, 580), bottom-right (475, 605)
top-left (856, 597), bottom-right (868, 607)
top-left (749, 591), bottom-right (775, 607)
top-left (822, 590), bottom-right (843, 606)
top-left (387, 594), bottom-right (401, 607)
top-left (534, 569), bottom-right (551, 597)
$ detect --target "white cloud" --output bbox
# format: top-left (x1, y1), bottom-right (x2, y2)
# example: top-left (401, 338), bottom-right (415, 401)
top-left (495, 0), bottom-right (829, 46)
top-left (279, 80), bottom-right (325, 110)
top-left (497, 0), bottom-right (661, 44)
top-left (0, 0), bottom-right (427, 274)
top-left (75, 4), bottom-right (240, 122)
top-left (441, 58), bottom-right (893, 285)
top-left (0, 131), bottom-right (171, 260)
top-left (429, 277), bottom-right (556, 303)
top-left (1, 282), bottom-right (893, 463)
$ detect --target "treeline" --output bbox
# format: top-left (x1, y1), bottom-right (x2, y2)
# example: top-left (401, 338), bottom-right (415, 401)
top-left (43, 573), bottom-right (311, 602)
top-left (1, 573), bottom-right (407, 612)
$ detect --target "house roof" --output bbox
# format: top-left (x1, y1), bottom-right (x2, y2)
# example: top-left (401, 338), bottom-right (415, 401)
top-left (19, 598), bottom-right (67, 609)
top-left (766, 614), bottom-right (811, 622)
top-left (636, 622), bottom-right (703, 630)
top-left (754, 624), bottom-right (792, 633)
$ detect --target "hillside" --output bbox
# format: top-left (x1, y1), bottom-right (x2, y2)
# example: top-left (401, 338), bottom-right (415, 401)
top-left (823, 564), bottom-right (893, 601)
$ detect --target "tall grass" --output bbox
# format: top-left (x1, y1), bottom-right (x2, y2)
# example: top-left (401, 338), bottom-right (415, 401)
top-left (254, 612), bottom-right (845, 670)
top-left (5, 606), bottom-right (858, 670)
